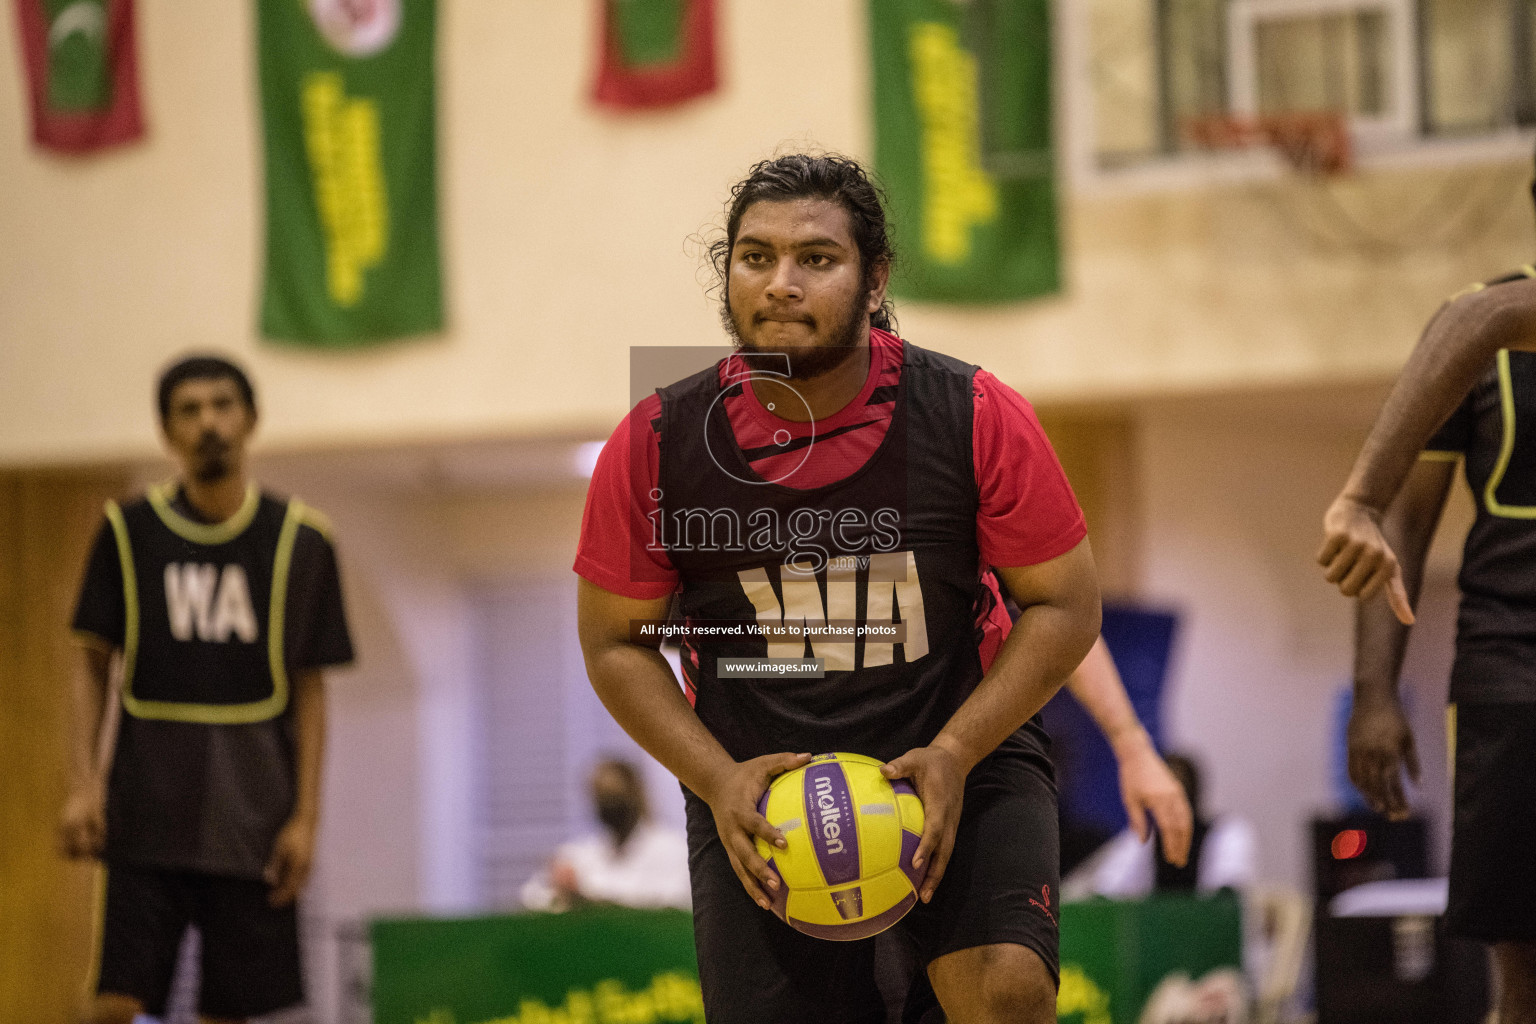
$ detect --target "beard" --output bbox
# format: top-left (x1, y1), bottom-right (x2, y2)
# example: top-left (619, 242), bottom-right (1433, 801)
top-left (726, 290), bottom-right (867, 382)
top-left (191, 432), bottom-right (233, 483)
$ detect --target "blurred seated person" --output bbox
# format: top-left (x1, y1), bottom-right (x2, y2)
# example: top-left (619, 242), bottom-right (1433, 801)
top-left (1067, 752), bottom-right (1256, 898)
top-left (521, 756), bottom-right (690, 911)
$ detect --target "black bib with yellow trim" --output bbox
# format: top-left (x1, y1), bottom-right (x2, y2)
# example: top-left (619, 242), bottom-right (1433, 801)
top-left (1425, 265), bottom-right (1536, 702)
top-left (105, 483), bottom-right (304, 724)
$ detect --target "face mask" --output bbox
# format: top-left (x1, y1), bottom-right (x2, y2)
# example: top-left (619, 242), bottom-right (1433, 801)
top-left (597, 795), bottom-right (641, 838)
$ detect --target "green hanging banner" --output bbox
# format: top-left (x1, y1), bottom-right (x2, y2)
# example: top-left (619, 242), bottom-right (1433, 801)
top-left (871, 0), bottom-right (1058, 304)
top-left (257, 0), bottom-right (442, 345)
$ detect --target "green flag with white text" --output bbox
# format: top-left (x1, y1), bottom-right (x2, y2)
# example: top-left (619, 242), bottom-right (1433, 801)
top-left (871, 0), bottom-right (1058, 303)
top-left (258, 0), bottom-right (441, 345)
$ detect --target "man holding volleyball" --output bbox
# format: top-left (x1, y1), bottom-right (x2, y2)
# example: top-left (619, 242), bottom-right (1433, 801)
top-left (575, 154), bottom-right (1100, 1023)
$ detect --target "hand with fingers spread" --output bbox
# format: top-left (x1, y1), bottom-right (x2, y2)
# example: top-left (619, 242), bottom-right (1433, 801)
top-left (1347, 696), bottom-right (1420, 821)
top-left (1319, 495), bottom-right (1415, 625)
top-left (1117, 745), bottom-right (1193, 868)
top-left (882, 742), bottom-right (967, 903)
top-left (703, 751), bottom-right (813, 910)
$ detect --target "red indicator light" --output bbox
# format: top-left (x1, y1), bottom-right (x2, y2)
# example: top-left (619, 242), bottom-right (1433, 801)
top-left (1332, 829), bottom-right (1368, 860)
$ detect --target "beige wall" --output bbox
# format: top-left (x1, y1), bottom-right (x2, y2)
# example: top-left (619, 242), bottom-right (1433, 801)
top-left (4, 2), bottom-right (1533, 469)
top-left (1137, 386), bottom-right (1475, 890)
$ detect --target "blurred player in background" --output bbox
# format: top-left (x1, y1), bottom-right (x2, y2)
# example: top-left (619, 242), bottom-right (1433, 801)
top-left (1068, 750), bottom-right (1253, 898)
top-left (1062, 636), bottom-right (1192, 870)
top-left (59, 355), bottom-right (353, 1024)
top-left (575, 153), bottom-right (1100, 1024)
top-left (1319, 164), bottom-right (1536, 1024)
top-left (894, 636), bottom-right (1191, 1024)
top-left (521, 755), bottom-right (690, 911)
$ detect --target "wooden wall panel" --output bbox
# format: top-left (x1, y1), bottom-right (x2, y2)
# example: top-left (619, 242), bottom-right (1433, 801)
top-left (0, 470), bottom-right (127, 1024)
top-left (1037, 413), bottom-right (1142, 600)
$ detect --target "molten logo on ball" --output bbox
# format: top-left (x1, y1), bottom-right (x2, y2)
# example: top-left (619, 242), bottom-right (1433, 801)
top-left (808, 765), bottom-right (858, 876)
top-left (756, 752), bottom-right (925, 940)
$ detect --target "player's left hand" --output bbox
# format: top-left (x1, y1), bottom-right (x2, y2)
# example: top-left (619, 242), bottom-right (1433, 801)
top-left (264, 815), bottom-right (317, 907)
top-left (882, 742), bottom-right (967, 904)
top-left (1318, 495), bottom-right (1414, 625)
top-left (1118, 747), bottom-right (1193, 867)
top-left (1347, 695), bottom-right (1420, 821)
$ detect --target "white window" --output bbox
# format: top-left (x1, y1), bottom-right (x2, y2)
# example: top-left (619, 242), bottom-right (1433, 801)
top-left (1227, 0), bottom-right (1418, 149)
top-left (1067, 0), bottom-right (1536, 184)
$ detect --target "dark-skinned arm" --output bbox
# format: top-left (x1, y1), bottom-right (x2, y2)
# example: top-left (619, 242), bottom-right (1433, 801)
top-left (1067, 637), bottom-right (1192, 866)
top-left (59, 643), bottom-right (114, 859)
top-left (1348, 457), bottom-right (1455, 820)
top-left (265, 667), bottom-right (326, 906)
top-left (576, 579), bottom-right (810, 911)
top-left (882, 539), bottom-right (1101, 902)
top-left (1320, 278), bottom-right (1536, 621)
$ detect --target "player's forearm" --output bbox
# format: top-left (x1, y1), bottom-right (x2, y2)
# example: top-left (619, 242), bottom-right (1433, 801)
top-left (1353, 465), bottom-right (1447, 702)
top-left (67, 645), bottom-right (112, 790)
top-left (935, 576), bottom-right (1100, 772)
top-left (1064, 637), bottom-right (1152, 763)
top-left (1346, 288), bottom-right (1536, 511)
top-left (290, 669), bottom-right (326, 825)
top-left (582, 640), bottom-right (739, 802)
top-left (1353, 598), bottom-right (1413, 708)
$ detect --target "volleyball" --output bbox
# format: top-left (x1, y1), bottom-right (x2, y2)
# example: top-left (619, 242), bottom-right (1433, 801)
top-left (754, 752), bottom-right (925, 940)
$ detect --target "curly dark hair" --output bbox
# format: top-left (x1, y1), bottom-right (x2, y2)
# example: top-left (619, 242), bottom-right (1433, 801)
top-left (709, 153), bottom-right (898, 334)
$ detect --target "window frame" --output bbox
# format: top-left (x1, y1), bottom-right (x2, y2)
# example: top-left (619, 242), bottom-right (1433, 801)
top-left (1227, 0), bottom-right (1421, 150)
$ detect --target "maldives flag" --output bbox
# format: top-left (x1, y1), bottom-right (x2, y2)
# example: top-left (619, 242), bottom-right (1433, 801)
top-left (593, 0), bottom-right (717, 110)
top-left (13, 0), bottom-right (144, 153)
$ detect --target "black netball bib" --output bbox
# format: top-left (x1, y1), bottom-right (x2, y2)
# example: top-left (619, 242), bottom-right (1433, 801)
top-left (104, 484), bottom-right (306, 724)
top-left (656, 341), bottom-right (1008, 763)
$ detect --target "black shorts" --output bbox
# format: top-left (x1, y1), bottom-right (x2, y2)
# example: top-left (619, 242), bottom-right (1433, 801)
top-left (96, 863), bottom-right (303, 1018)
top-left (685, 751), bottom-right (1060, 1024)
top-left (1446, 702), bottom-right (1536, 942)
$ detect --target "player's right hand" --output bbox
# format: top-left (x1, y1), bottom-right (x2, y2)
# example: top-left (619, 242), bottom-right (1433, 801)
top-left (704, 752), bottom-right (813, 911)
top-left (1118, 748), bottom-right (1193, 868)
top-left (1318, 494), bottom-right (1415, 625)
top-left (58, 784), bottom-right (105, 859)
top-left (1347, 696), bottom-right (1420, 821)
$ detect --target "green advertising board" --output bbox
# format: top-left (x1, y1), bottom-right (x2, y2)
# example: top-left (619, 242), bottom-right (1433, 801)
top-left (371, 896), bottom-right (1241, 1024)
top-left (371, 908), bottom-right (703, 1024)
top-left (1058, 892), bottom-right (1244, 1024)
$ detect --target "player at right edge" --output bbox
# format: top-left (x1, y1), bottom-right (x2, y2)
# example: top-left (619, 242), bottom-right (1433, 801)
top-left (1319, 154), bottom-right (1536, 1024)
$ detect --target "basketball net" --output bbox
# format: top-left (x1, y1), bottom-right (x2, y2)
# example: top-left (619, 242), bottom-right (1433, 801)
top-left (1182, 111), bottom-right (1352, 176)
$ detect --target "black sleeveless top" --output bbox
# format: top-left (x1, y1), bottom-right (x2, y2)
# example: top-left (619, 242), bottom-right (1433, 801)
top-left (107, 484), bottom-right (306, 723)
top-left (656, 341), bottom-right (1047, 763)
top-left (1426, 266), bottom-right (1536, 703)
top-left (73, 484), bottom-right (353, 875)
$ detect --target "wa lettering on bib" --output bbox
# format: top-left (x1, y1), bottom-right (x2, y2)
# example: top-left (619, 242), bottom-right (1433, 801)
top-left (738, 551), bottom-right (930, 670)
top-left (164, 563), bottom-right (259, 643)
